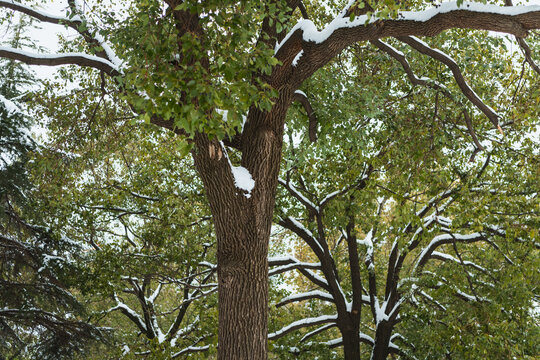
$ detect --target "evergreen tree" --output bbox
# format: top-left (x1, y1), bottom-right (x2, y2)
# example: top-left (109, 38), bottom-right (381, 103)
top-left (0, 17), bottom-right (103, 360)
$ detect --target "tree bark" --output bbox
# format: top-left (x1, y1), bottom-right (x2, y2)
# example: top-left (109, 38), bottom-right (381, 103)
top-left (193, 93), bottom-right (291, 359)
top-left (342, 327), bottom-right (361, 360)
top-left (371, 325), bottom-right (392, 360)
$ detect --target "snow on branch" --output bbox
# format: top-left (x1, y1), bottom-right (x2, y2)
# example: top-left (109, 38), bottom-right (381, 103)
top-left (109, 294), bottom-right (147, 333)
top-left (299, 268), bottom-right (331, 290)
top-left (414, 232), bottom-right (486, 272)
top-left (325, 332), bottom-right (375, 347)
top-left (454, 289), bottom-right (490, 303)
top-left (268, 255), bottom-right (303, 266)
top-left (171, 344), bottom-right (210, 358)
top-left (0, 0), bottom-right (123, 69)
top-left (278, 178), bottom-right (318, 212)
top-left (278, 1), bottom-right (540, 53)
top-left (417, 289), bottom-right (447, 311)
top-left (0, 46), bottom-right (118, 74)
top-left (145, 282), bottom-right (163, 305)
top-left (0, 93), bottom-right (23, 115)
top-left (269, 314), bottom-right (338, 340)
top-left (430, 251), bottom-right (486, 272)
top-left (269, 261), bottom-right (321, 277)
top-left (299, 323), bottom-right (337, 342)
top-left (278, 1), bottom-right (540, 87)
top-left (0, 0), bottom-right (79, 24)
top-left (278, 216), bottom-right (325, 256)
top-left (276, 290), bottom-right (334, 308)
top-left (319, 173), bottom-right (371, 209)
top-left (484, 224), bottom-right (540, 249)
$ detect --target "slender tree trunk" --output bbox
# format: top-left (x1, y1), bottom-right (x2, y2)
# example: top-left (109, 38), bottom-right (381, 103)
top-left (371, 325), bottom-right (392, 360)
top-left (342, 327), bottom-right (361, 360)
top-left (193, 94), bottom-right (291, 359)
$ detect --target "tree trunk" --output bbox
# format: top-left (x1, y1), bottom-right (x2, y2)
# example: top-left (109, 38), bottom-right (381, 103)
top-left (215, 223), bottom-right (269, 359)
top-left (371, 325), bottom-right (392, 360)
top-left (193, 96), bottom-right (291, 359)
top-left (342, 328), bottom-right (361, 360)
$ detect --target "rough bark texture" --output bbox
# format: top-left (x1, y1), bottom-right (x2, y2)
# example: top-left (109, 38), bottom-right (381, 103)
top-left (342, 328), bottom-right (361, 359)
top-left (371, 325), bottom-right (392, 360)
top-left (192, 91), bottom-right (291, 359)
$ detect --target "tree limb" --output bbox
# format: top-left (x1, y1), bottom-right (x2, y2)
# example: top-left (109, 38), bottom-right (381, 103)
top-left (0, 46), bottom-right (118, 75)
top-left (292, 90), bottom-right (317, 142)
top-left (281, 2), bottom-right (540, 88)
top-left (398, 36), bottom-right (501, 129)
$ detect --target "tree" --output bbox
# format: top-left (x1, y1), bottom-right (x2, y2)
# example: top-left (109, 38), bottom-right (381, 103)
top-left (0, 17), bottom-right (104, 359)
top-left (265, 33), bottom-right (539, 359)
top-left (0, 0), bottom-right (539, 358)
top-left (30, 77), bottom-right (219, 357)
top-left (270, 128), bottom-right (539, 359)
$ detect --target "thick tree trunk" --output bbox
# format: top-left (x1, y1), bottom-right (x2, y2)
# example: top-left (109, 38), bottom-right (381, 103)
top-left (215, 224), bottom-right (269, 359)
top-left (193, 95), bottom-right (290, 359)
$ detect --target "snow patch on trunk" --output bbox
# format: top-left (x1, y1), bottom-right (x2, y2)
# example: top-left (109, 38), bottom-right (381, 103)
top-left (231, 166), bottom-right (255, 198)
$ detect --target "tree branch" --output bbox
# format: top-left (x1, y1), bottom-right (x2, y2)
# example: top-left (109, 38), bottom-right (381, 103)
top-left (292, 90), bottom-right (317, 142)
top-left (0, 46), bottom-right (118, 75)
top-left (0, 0), bottom-right (121, 73)
top-left (371, 39), bottom-right (453, 99)
top-left (505, 0), bottom-right (540, 75)
top-left (276, 290), bottom-right (335, 308)
top-left (280, 2), bottom-right (540, 88)
top-left (399, 36), bottom-right (501, 129)
top-left (269, 314), bottom-right (337, 340)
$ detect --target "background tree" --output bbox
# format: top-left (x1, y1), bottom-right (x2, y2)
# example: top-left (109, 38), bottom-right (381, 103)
top-left (268, 34), bottom-right (539, 359)
top-left (29, 70), bottom-right (219, 358)
top-left (0, 17), bottom-right (104, 360)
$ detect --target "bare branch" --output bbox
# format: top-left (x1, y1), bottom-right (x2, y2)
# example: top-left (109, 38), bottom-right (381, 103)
top-left (463, 110), bottom-right (485, 154)
top-left (371, 39), bottom-right (453, 99)
top-left (516, 37), bottom-right (540, 75)
top-left (504, 0), bottom-right (540, 75)
top-left (298, 1), bottom-right (310, 19)
top-left (292, 90), bottom-right (317, 142)
top-left (399, 36), bottom-right (501, 129)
